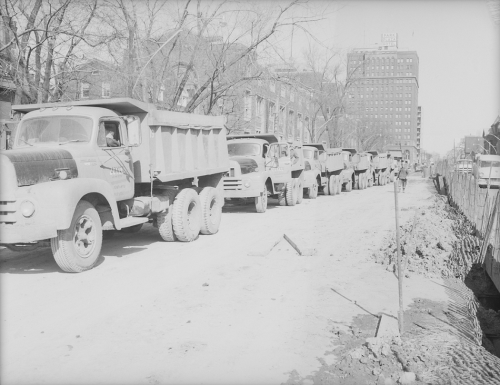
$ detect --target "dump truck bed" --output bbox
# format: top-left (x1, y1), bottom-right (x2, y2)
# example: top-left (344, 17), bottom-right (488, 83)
top-left (325, 147), bottom-right (344, 172)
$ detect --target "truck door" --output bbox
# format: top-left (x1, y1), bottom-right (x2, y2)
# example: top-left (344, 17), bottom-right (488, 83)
top-left (96, 118), bottom-right (135, 201)
top-left (265, 143), bottom-right (288, 183)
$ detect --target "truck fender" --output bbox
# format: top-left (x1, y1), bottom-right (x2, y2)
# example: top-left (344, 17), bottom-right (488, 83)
top-left (27, 178), bottom-right (120, 231)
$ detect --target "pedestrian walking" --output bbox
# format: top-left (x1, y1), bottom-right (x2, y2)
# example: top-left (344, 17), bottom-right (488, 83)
top-left (397, 162), bottom-right (409, 192)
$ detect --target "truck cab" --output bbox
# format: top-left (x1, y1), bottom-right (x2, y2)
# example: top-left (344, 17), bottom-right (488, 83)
top-left (473, 154), bottom-right (500, 188)
top-left (223, 134), bottom-right (304, 212)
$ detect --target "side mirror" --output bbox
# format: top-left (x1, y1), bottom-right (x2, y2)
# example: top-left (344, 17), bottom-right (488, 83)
top-left (125, 115), bottom-right (141, 147)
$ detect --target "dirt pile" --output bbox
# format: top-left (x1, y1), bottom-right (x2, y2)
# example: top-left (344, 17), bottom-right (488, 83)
top-left (371, 195), bottom-right (487, 281)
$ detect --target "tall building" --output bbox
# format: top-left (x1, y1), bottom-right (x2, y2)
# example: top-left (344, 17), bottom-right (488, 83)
top-left (347, 40), bottom-right (420, 163)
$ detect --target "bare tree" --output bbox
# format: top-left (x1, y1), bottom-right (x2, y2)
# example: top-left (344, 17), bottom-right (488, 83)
top-left (1, 0), bottom-right (101, 103)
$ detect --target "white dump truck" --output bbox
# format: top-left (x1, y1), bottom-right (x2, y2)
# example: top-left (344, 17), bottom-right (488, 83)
top-left (368, 151), bottom-right (390, 186)
top-left (351, 150), bottom-right (373, 189)
top-left (0, 98), bottom-right (229, 272)
top-left (302, 144), bottom-right (351, 197)
top-left (223, 134), bottom-right (304, 210)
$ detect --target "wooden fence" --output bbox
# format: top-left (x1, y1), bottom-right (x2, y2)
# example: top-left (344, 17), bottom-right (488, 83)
top-left (436, 161), bottom-right (500, 292)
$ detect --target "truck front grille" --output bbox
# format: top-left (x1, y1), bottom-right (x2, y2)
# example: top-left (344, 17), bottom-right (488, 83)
top-left (223, 179), bottom-right (243, 190)
top-left (0, 201), bottom-right (17, 223)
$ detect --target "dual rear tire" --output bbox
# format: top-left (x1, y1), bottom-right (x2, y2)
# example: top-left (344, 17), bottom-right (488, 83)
top-left (158, 187), bottom-right (222, 242)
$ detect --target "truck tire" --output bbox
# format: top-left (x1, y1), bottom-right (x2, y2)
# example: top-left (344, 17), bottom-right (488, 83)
top-left (172, 188), bottom-right (202, 242)
top-left (199, 187), bottom-right (222, 235)
top-left (121, 224), bottom-right (143, 233)
top-left (285, 180), bottom-right (297, 206)
top-left (328, 176), bottom-right (335, 196)
top-left (308, 182), bottom-right (318, 199)
top-left (335, 175), bottom-right (341, 195)
top-left (324, 177), bottom-right (331, 195)
top-left (51, 200), bottom-right (102, 273)
top-left (255, 185), bottom-right (268, 213)
top-left (296, 179), bottom-right (304, 204)
top-left (157, 190), bottom-right (177, 242)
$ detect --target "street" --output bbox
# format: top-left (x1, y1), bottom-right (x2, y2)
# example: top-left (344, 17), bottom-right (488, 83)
top-left (0, 176), bottom-right (452, 385)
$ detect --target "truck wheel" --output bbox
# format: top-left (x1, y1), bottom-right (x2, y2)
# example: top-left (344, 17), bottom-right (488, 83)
top-left (199, 187), bottom-right (222, 235)
top-left (335, 175), bottom-right (342, 195)
top-left (286, 180), bottom-right (297, 206)
top-left (278, 188), bottom-right (287, 206)
top-left (51, 200), bottom-right (102, 273)
top-left (296, 179), bottom-right (304, 204)
top-left (308, 182), bottom-right (318, 199)
top-left (172, 188), bottom-right (201, 242)
top-left (324, 177), bottom-right (331, 195)
top-left (121, 224), bottom-right (143, 233)
top-left (328, 176), bottom-right (335, 196)
top-left (363, 173), bottom-right (368, 189)
top-left (255, 185), bottom-right (268, 213)
top-left (157, 190), bottom-right (177, 242)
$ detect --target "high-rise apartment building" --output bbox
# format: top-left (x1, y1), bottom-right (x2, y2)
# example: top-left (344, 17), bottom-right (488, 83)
top-left (347, 46), bottom-right (420, 163)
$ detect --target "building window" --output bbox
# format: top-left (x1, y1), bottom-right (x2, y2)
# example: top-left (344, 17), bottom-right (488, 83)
top-left (244, 90), bottom-right (252, 121)
top-left (81, 82), bottom-right (90, 99)
top-left (101, 82), bottom-right (110, 98)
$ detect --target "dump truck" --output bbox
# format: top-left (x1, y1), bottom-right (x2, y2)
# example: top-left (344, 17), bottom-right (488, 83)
top-left (350, 150), bottom-right (373, 189)
top-left (222, 134), bottom-right (304, 211)
top-left (388, 149), bottom-right (403, 181)
top-left (368, 151), bottom-right (390, 186)
top-left (302, 144), bottom-right (349, 197)
top-left (0, 98), bottom-right (229, 272)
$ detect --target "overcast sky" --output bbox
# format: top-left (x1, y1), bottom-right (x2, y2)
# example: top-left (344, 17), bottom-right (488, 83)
top-left (287, 0), bottom-right (499, 155)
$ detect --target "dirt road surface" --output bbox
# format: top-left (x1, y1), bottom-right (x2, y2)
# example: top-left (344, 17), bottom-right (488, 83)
top-left (0, 176), bottom-right (448, 385)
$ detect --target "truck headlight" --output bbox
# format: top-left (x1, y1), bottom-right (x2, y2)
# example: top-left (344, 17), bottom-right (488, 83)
top-left (243, 180), bottom-right (251, 188)
top-left (20, 200), bottom-right (35, 218)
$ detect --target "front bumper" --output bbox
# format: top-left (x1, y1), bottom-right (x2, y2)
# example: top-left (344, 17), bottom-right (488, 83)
top-left (0, 188), bottom-right (58, 243)
top-left (223, 175), bottom-right (264, 198)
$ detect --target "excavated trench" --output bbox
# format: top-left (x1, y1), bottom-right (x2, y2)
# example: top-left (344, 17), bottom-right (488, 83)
top-left (446, 198), bottom-right (500, 358)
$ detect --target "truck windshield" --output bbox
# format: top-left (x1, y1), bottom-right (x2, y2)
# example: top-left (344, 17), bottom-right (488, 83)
top-left (303, 148), bottom-right (315, 159)
top-left (480, 160), bottom-right (500, 168)
top-left (228, 143), bottom-right (261, 157)
top-left (16, 116), bottom-right (93, 147)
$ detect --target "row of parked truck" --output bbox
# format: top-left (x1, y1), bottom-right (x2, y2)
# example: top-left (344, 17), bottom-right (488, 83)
top-left (0, 98), bottom-right (402, 273)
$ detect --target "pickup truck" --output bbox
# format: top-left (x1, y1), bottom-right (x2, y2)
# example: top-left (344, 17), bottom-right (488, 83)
top-left (0, 98), bottom-right (229, 272)
top-left (473, 154), bottom-right (500, 188)
top-left (222, 134), bottom-right (304, 211)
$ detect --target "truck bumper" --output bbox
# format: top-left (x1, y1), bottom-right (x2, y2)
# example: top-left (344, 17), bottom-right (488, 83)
top-left (223, 175), bottom-right (263, 198)
top-left (0, 189), bottom-right (58, 244)
top-left (0, 220), bottom-right (57, 243)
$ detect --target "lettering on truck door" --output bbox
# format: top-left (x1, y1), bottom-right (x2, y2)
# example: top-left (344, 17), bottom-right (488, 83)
top-left (96, 118), bottom-right (135, 201)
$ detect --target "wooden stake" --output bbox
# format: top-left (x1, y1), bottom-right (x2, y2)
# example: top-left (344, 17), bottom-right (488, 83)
top-left (394, 178), bottom-right (404, 334)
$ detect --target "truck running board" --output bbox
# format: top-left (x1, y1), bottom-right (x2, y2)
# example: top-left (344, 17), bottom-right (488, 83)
top-left (119, 216), bottom-right (149, 229)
